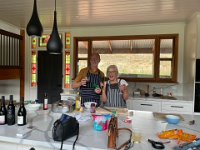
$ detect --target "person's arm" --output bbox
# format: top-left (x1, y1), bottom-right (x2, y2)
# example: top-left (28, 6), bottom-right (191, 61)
top-left (101, 82), bottom-right (107, 102)
top-left (119, 79), bottom-right (129, 100)
top-left (122, 85), bottom-right (129, 100)
top-left (72, 69), bottom-right (87, 89)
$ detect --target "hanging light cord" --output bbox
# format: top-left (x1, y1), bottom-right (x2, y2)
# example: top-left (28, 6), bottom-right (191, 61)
top-left (55, 0), bottom-right (56, 11)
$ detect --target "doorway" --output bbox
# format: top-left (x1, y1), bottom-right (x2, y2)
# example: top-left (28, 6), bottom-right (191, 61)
top-left (37, 51), bottom-right (63, 104)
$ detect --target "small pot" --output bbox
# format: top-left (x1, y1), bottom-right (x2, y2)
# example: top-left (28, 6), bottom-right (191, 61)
top-left (52, 100), bottom-right (75, 113)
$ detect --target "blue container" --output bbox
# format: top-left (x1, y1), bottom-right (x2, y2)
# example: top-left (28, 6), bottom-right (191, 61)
top-left (165, 115), bottom-right (180, 124)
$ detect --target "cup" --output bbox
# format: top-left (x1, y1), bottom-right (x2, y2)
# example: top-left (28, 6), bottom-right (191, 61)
top-left (128, 110), bottom-right (134, 119)
top-left (132, 128), bottom-right (142, 143)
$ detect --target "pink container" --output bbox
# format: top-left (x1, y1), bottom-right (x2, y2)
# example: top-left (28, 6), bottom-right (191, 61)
top-left (92, 114), bottom-right (111, 131)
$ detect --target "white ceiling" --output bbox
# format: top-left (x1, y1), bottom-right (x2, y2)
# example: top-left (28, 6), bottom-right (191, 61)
top-left (0, 0), bottom-right (200, 29)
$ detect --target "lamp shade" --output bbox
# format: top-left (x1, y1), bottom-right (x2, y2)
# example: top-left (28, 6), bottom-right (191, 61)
top-left (26, 0), bottom-right (43, 36)
top-left (47, 11), bottom-right (63, 54)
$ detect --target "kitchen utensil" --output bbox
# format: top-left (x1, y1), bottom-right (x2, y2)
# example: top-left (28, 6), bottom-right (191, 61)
top-left (148, 139), bottom-right (165, 149)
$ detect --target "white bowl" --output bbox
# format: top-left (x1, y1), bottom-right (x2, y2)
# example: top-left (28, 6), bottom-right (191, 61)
top-left (26, 103), bottom-right (41, 111)
top-left (84, 102), bottom-right (97, 109)
top-left (165, 115), bottom-right (180, 124)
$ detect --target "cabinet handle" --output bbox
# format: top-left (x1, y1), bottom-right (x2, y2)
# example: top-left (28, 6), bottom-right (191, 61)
top-left (141, 104), bottom-right (152, 106)
top-left (171, 106), bottom-right (184, 108)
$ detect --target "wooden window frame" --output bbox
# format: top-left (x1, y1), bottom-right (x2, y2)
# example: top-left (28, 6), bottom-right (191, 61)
top-left (73, 34), bottom-right (178, 83)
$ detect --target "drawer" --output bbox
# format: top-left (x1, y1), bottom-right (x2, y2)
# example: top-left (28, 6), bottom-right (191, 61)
top-left (162, 101), bottom-right (193, 114)
top-left (132, 100), bottom-right (161, 112)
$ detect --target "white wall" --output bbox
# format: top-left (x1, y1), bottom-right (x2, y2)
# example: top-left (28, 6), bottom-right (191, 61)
top-left (183, 13), bottom-right (199, 101)
top-left (0, 20), bottom-right (20, 34)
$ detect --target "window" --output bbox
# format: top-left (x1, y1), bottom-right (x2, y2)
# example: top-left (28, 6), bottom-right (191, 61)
top-left (73, 34), bottom-right (178, 83)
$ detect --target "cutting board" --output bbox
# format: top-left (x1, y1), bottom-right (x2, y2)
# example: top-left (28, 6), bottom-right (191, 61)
top-left (95, 107), bottom-right (128, 116)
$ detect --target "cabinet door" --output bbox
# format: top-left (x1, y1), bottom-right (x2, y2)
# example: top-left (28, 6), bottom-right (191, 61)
top-left (132, 100), bottom-right (161, 112)
top-left (194, 83), bottom-right (200, 112)
top-left (162, 101), bottom-right (193, 114)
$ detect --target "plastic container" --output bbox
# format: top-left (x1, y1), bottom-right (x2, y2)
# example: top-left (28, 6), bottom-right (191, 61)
top-left (92, 114), bottom-right (111, 131)
top-left (165, 115), bottom-right (180, 124)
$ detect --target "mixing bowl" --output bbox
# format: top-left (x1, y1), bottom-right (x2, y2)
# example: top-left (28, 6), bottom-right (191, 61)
top-left (84, 102), bottom-right (97, 109)
top-left (165, 115), bottom-right (180, 124)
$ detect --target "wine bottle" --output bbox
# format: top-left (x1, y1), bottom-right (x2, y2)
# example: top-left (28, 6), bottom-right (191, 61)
top-left (43, 93), bottom-right (48, 110)
top-left (7, 95), bottom-right (15, 125)
top-left (0, 96), bottom-right (6, 125)
top-left (17, 97), bottom-right (26, 126)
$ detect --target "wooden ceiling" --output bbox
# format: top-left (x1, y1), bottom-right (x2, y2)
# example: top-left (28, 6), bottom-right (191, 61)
top-left (0, 0), bottom-right (200, 28)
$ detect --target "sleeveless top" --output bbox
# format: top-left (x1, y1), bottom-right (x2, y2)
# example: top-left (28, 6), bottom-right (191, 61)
top-left (80, 70), bottom-right (102, 106)
top-left (104, 79), bottom-right (127, 108)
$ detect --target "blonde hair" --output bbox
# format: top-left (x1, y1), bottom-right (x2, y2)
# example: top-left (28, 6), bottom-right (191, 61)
top-left (106, 65), bottom-right (119, 77)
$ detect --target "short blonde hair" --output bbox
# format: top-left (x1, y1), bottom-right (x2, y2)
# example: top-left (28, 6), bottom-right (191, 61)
top-left (106, 65), bottom-right (119, 77)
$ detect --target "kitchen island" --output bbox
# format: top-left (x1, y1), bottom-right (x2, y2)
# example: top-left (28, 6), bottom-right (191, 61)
top-left (0, 108), bottom-right (200, 150)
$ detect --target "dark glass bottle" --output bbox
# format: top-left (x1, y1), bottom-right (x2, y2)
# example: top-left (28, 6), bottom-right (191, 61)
top-left (0, 96), bottom-right (6, 125)
top-left (43, 93), bottom-right (48, 110)
top-left (17, 97), bottom-right (26, 126)
top-left (7, 95), bottom-right (15, 125)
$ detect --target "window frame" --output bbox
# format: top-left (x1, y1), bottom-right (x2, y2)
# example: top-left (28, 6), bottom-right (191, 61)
top-left (73, 34), bottom-right (178, 83)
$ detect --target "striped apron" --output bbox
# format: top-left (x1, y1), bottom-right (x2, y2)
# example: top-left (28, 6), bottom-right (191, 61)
top-left (104, 80), bottom-right (126, 108)
top-left (80, 71), bottom-right (102, 106)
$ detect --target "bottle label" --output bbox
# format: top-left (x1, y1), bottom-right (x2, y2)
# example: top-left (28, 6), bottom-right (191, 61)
top-left (0, 116), bottom-right (5, 124)
top-left (17, 116), bottom-right (24, 125)
top-left (43, 98), bottom-right (48, 110)
top-left (7, 110), bottom-right (15, 124)
top-left (76, 100), bottom-right (81, 111)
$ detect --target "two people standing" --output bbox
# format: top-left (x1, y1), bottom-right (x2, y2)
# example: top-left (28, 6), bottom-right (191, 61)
top-left (72, 53), bottom-right (129, 107)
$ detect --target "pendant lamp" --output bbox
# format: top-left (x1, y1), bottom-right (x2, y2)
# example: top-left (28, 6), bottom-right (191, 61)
top-left (47, 0), bottom-right (63, 54)
top-left (26, 0), bottom-right (43, 36)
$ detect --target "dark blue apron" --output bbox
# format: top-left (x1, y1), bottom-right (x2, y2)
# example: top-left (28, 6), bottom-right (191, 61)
top-left (104, 79), bottom-right (126, 108)
top-left (80, 70), bottom-right (102, 106)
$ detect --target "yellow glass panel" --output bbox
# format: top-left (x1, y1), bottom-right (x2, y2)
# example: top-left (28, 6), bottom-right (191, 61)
top-left (32, 74), bottom-right (37, 82)
top-left (65, 32), bottom-right (71, 49)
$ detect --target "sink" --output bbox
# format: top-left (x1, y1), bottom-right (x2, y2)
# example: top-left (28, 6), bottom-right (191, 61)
top-left (152, 93), bottom-right (177, 100)
top-left (160, 95), bottom-right (177, 100)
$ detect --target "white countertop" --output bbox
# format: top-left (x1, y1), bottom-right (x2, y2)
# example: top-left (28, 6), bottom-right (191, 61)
top-left (0, 108), bottom-right (200, 150)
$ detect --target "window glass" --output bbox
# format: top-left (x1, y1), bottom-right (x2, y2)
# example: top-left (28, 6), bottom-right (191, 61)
top-left (78, 60), bottom-right (87, 72)
top-left (93, 39), bottom-right (154, 78)
top-left (78, 41), bottom-right (88, 58)
top-left (159, 61), bottom-right (172, 78)
top-left (160, 39), bottom-right (173, 58)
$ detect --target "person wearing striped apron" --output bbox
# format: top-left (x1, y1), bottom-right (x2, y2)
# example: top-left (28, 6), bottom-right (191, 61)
top-left (72, 53), bottom-right (105, 106)
top-left (102, 65), bottom-right (129, 108)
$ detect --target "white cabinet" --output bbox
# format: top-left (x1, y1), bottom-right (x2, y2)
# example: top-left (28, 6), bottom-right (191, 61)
top-left (162, 101), bottom-right (193, 114)
top-left (129, 97), bottom-right (193, 114)
top-left (131, 99), bottom-right (161, 112)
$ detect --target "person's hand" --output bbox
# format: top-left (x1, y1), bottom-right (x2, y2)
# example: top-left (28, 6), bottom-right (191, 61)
top-left (95, 87), bottom-right (101, 94)
top-left (100, 82), bottom-right (104, 88)
top-left (119, 84), bottom-right (127, 93)
top-left (80, 77), bottom-right (87, 86)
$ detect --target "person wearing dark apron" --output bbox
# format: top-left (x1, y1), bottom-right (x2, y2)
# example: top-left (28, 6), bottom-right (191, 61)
top-left (102, 65), bottom-right (129, 108)
top-left (72, 53), bottom-right (105, 106)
